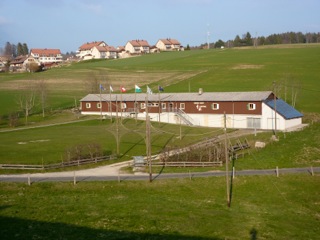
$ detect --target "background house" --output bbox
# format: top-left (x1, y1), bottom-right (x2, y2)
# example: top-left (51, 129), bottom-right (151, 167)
top-left (76, 41), bottom-right (106, 59)
top-left (77, 41), bottom-right (118, 60)
top-left (125, 40), bottom-right (150, 54)
top-left (156, 38), bottom-right (183, 51)
top-left (30, 49), bottom-right (63, 65)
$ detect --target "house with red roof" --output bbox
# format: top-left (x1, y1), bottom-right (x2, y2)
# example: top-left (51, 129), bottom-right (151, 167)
top-left (91, 45), bottom-right (118, 59)
top-left (125, 40), bottom-right (150, 54)
top-left (77, 41), bottom-right (118, 60)
top-left (30, 49), bottom-right (63, 65)
top-left (156, 38), bottom-right (183, 51)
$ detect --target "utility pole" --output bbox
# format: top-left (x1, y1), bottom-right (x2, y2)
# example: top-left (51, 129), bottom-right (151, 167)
top-left (145, 96), bottom-right (152, 182)
top-left (224, 112), bottom-right (230, 207)
top-left (273, 81), bottom-right (277, 136)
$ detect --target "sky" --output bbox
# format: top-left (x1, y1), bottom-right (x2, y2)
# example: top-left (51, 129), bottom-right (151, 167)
top-left (0, 0), bottom-right (319, 53)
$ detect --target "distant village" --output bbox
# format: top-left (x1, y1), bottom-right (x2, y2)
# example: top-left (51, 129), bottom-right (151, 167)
top-left (0, 39), bottom-right (183, 73)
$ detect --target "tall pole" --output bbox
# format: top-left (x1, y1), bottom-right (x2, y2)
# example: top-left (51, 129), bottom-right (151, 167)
top-left (146, 95), bottom-right (152, 182)
top-left (224, 112), bottom-right (230, 207)
top-left (116, 95), bottom-right (119, 155)
top-left (99, 83), bottom-right (102, 120)
top-left (273, 81), bottom-right (277, 136)
top-left (109, 87), bottom-right (112, 122)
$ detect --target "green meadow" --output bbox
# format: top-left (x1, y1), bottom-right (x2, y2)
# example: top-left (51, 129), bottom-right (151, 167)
top-left (0, 45), bottom-right (320, 239)
top-left (1, 175), bottom-right (319, 239)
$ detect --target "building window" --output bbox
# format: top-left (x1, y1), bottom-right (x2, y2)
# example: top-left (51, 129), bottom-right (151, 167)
top-left (97, 103), bottom-right (101, 109)
top-left (211, 103), bottom-right (219, 110)
top-left (86, 103), bottom-right (91, 109)
top-left (247, 103), bottom-right (256, 110)
top-left (121, 103), bottom-right (127, 109)
top-left (179, 103), bottom-right (185, 110)
top-left (161, 103), bottom-right (166, 109)
top-left (141, 103), bottom-right (146, 109)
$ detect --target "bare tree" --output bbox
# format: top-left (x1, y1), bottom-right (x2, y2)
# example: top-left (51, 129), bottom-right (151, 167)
top-left (37, 79), bottom-right (48, 117)
top-left (18, 81), bottom-right (36, 125)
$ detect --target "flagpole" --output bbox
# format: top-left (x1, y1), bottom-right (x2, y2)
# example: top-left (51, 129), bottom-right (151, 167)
top-left (158, 86), bottom-right (161, 124)
top-left (109, 85), bottom-right (112, 122)
top-left (135, 85), bottom-right (137, 123)
top-left (99, 83), bottom-right (102, 120)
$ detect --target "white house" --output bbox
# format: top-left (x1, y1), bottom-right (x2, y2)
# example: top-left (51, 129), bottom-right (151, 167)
top-left (91, 46), bottom-right (118, 59)
top-left (156, 38), bottom-right (183, 51)
top-left (125, 40), bottom-right (150, 54)
top-left (30, 49), bottom-right (63, 64)
top-left (79, 91), bottom-right (303, 131)
top-left (76, 41), bottom-right (106, 59)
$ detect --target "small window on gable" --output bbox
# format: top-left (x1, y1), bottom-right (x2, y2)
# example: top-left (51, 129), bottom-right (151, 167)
top-left (247, 103), bottom-right (256, 110)
top-left (179, 103), bottom-right (185, 110)
top-left (211, 103), bottom-right (219, 110)
top-left (86, 103), bottom-right (91, 109)
top-left (97, 103), bottom-right (101, 109)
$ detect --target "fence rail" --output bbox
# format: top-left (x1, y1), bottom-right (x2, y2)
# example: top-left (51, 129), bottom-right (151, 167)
top-left (136, 161), bottom-right (223, 168)
top-left (0, 155), bottom-right (117, 170)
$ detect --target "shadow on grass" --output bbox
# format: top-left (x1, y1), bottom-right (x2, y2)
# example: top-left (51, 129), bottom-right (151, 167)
top-left (0, 215), bottom-right (223, 240)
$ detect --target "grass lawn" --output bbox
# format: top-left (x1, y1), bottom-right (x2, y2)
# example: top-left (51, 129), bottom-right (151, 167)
top-left (0, 174), bottom-right (319, 239)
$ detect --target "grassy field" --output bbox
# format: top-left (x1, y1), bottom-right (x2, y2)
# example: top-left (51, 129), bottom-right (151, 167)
top-left (0, 174), bottom-right (319, 239)
top-left (0, 44), bottom-right (320, 116)
top-left (0, 45), bottom-right (320, 239)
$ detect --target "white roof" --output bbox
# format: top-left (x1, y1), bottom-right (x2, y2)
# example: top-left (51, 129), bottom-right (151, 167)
top-left (80, 91), bottom-right (273, 102)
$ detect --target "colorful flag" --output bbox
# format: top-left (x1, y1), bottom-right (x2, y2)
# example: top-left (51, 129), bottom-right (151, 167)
top-left (120, 86), bottom-right (126, 93)
top-left (99, 84), bottom-right (105, 90)
top-left (135, 85), bottom-right (142, 93)
top-left (158, 86), bottom-right (164, 92)
top-left (147, 86), bottom-right (153, 94)
top-left (109, 85), bottom-right (114, 92)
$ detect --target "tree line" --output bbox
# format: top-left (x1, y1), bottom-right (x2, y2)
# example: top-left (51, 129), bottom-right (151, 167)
top-left (1, 42), bottom-right (29, 57)
top-left (198, 31), bottom-right (320, 49)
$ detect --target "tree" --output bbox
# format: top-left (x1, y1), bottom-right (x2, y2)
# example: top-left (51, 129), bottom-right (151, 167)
top-left (17, 42), bottom-right (24, 56)
top-left (37, 79), bottom-right (48, 117)
top-left (214, 39), bottom-right (225, 48)
top-left (4, 42), bottom-right (13, 56)
top-left (22, 43), bottom-right (29, 55)
top-left (18, 81), bottom-right (36, 125)
top-left (244, 32), bottom-right (253, 46)
top-left (234, 35), bottom-right (241, 47)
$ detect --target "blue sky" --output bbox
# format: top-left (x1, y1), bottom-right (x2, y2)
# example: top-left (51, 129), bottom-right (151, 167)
top-left (0, 0), bottom-right (319, 53)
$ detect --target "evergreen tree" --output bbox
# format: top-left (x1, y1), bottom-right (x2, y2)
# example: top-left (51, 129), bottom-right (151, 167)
top-left (17, 42), bottom-right (24, 56)
top-left (22, 43), bottom-right (29, 55)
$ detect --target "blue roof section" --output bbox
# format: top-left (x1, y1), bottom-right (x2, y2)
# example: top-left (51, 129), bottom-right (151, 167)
top-left (265, 99), bottom-right (303, 119)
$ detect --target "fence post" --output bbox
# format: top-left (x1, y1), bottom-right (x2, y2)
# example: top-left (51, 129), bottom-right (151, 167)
top-left (276, 166), bottom-right (279, 177)
top-left (27, 175), bottom-right (31, 186)
top-left (232, 167), bottom-right (235, 179)
top-left (73, 171), bottom-right (76, 185)
top-left (311, 166), bottom-right (314, 176)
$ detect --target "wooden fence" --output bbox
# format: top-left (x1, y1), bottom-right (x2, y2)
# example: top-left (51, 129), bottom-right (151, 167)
top-left (0, 155), bottom-right (116, 170)
top-left (137, 161), bottom-right (223, 168)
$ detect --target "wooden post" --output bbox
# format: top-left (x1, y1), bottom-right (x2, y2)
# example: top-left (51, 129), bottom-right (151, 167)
top-left (232, 166), bottom-right (235, 179)
top-left (224, 112), bottom-right (230, 207)
top-left (276, 166), bottom-right (279, 177)
top-left (73, 171), bottom-right (76, 185)
top-left (311, 166), bottom-right (314, 176)
top-left (28, 175), bottom-right (31, 186)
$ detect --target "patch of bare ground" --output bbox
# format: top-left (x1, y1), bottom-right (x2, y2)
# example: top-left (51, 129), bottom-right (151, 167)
top-left (231, 64), bottom-right (264, 70)
top-left (0, 70), bottom-right (204, 92)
